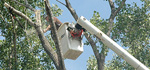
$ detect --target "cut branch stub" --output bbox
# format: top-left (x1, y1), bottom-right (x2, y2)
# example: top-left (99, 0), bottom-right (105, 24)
top-left (35, 10), bottom-right (41, 27)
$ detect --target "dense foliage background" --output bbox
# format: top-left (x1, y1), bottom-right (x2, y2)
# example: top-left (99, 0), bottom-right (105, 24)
top-left (0, 0), bottom-right (149, 70)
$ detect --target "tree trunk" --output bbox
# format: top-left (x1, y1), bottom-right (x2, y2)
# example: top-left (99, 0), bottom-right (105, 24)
top-left (44, 0), bottom-right (65, 69)
top-left (99, 53), bottom-right (105, 70)
top-left (35, 25), bottom-right (59, 68)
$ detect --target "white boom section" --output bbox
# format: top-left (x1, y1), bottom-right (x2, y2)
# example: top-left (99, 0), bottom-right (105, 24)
top-left (77, 16), bottom-right (149, 70)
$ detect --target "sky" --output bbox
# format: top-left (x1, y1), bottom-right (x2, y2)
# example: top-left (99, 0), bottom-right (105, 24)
top-left (0, 0), bottom-right (143, 70)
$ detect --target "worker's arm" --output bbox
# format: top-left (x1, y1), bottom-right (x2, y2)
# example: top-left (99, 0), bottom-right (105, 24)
top-left (43, 25), bottom-right (51, 33)
top-left (43, 17), bottom-right (62, 33)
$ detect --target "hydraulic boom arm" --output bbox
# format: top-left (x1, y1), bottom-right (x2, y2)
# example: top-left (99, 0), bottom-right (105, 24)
top-left (77, 16), bottom-right (149, 70)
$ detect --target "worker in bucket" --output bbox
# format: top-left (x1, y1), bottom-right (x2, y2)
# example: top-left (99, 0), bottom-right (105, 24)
top-left (43, 16), bottom-right (63, 33)
top-left (43, 15), bottom-right (86, 38)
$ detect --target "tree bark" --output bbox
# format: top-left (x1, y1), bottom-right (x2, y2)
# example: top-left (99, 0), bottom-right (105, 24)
top-left (44, 0), bottom-right (65, 70)
top-left (84, 33), bottom-right (102, 70)
top-left (65, 0), bottom-right (78, 21)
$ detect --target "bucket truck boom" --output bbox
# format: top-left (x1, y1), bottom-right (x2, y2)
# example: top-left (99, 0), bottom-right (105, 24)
top-left (77, 16), bottom-right (149, 70)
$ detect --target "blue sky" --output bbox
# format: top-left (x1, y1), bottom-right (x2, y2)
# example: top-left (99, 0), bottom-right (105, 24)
top-left (0, 0), bottom-right (143, 70)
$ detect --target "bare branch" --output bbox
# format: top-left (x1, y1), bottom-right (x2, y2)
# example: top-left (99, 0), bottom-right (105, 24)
top-left (35, 10), bottom-right (41, 26)
top-left (109, 0), bottom-right (126, 20)
top-left (56, 0), bottom-right (66, 6)
top-left (107, 0), bottom-right (126, 36)
top-left (44, 0), bottom-right (65, 70)
top-left (114, 0), bottom-right (126, 17)
top-left (35, 26), bottom-right (59, 70)
top-left (12, 0), bottom-right (36, 11)
top-left (65, 0), bottom-right (78, 21)
top-left (108, 0), bottom-right (115, 10)
top-left (4, 3), bottom-right (35, 26)
top-left (84, 33), bottom-right (102, 70)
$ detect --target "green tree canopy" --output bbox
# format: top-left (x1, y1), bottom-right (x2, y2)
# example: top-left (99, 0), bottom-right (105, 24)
top-left (87, 0), bottom-right (150, 70)
top-left (0, 0), bottom-right (62, 69)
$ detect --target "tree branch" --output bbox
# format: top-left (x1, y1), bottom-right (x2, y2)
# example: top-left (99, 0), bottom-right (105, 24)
top-left (12, 0), bottom-right (36, 11)
top-left (114, 0), bottom-right (126, 17)
top-left (4, 3), bottom-right (35, 26)
top-left (65, 0), bottom-right (78, 21)
top-left (106, 1), bottom-right (127, 69)
top-left (4, 2), bottom-right (59, 69)
top-left (108, 0), bottom-right (115, 10)
top-left (56, 0), bottom-right (66, 6)
top-left (44, 0), bottom-right (65, 70)
top-left (84, 33), bottom-right (101, 70)
top-left (107, 0), bottom-right (126, 36)
top-left (35, 10), bottom-right (41, 26)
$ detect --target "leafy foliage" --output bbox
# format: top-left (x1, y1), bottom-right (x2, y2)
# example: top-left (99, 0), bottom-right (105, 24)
top-left (0, 0), bottom-right (62, 69)
top-left (87, 55), bottom-right (98, 70)
top-left (87, 11), bottom-right (109, 55)
top-left (107, 1), bottom-right (150, 69)
top-left (87, 0), bottom-right (150, 70)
